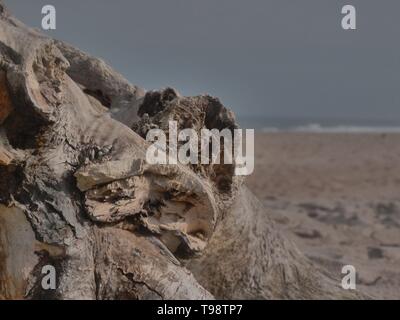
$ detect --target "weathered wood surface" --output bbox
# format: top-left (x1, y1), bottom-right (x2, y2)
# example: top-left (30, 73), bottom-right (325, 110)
top-left (0, 3), bottom-right (366, 299)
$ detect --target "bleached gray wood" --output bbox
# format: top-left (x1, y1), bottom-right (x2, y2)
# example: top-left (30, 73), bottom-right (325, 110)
top-left (0, 3), bottom-right (366, 300)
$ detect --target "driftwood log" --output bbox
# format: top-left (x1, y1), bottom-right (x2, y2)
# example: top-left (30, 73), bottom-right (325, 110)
top-left (0, 3), bottom-right (366, 300)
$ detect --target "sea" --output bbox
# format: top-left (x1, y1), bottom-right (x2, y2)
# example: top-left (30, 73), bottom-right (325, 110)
top-left (238, 116), bottom-right (400, 133)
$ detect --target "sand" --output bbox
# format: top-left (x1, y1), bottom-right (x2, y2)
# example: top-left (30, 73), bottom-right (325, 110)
top-left (246, 132), bottom-right (400, 299)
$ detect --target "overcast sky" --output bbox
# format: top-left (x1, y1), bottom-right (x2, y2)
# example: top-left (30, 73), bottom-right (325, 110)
top-left (4, 0), bottom-right (400, 122)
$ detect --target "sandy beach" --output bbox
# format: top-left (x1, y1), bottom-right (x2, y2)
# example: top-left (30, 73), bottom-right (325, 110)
top-left (246, 132), bottom-right (400, 299)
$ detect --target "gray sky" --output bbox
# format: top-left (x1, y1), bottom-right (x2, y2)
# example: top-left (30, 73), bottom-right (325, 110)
top-left (4, 0), bottom-right (400, 122)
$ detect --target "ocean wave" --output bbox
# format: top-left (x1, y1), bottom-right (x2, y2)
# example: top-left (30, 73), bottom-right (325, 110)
top-left (262, 123), bottom-right (400, 133)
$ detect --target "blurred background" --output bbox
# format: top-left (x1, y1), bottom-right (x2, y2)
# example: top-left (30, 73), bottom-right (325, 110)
top-left (5, 0), bottom-right (400, 130)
